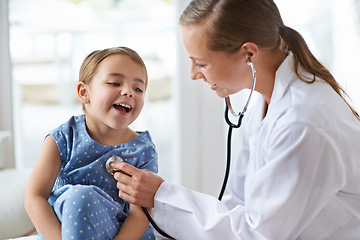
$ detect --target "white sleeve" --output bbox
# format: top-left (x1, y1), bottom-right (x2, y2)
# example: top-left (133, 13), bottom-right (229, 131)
top-left (153, 181), bottom-right (253, 240)
top-left (152, 123), bottom-right (347, 240)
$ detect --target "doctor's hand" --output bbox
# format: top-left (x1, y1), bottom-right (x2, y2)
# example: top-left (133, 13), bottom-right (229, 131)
top-left (110, 162), bottom-right (164, 208)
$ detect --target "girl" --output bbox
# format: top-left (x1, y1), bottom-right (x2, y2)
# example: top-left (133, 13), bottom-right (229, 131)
top-left (25, 46), bottom-right (157, 240)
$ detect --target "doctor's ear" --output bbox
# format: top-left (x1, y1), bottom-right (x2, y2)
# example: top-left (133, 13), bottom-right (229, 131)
top-left (77, 82), bottom-right (90, 104)
top-left (242, 42), bottom-right (258, 62)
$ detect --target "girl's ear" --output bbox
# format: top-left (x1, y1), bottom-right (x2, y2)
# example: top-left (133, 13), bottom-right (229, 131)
top-left (77, 82), bottom-right (90, 104)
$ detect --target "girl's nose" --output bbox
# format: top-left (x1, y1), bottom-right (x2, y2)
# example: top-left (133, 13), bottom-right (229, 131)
top-left (120, 86), bottom-right (134, 97)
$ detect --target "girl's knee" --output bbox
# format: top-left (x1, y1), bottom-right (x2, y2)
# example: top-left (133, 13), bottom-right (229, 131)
top-left (54, 185), bottom-right (103, 211)
top-left (52, 185), bottom-right (123, 239)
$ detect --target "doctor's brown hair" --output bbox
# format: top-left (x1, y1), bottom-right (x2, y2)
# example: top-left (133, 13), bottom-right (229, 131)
top-left (180, 0), bottom-right (359, 120)
top-left (79, 46), bottom-right (148, 89)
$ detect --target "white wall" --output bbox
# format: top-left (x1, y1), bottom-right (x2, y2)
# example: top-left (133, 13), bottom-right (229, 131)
top-left (0, 0), bottom-right (15, 169)
top-left (173, 0), bottom-right (225, 197)
top-left (276, 0), bottom-right (360, 110)
top-left (331, 0), bottom-right (360, 109)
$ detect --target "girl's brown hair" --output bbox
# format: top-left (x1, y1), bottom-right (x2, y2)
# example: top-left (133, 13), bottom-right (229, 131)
top-left (79, 46), bottom-right (148, 89)
top-left (180, 0), bottom-right (359, 120)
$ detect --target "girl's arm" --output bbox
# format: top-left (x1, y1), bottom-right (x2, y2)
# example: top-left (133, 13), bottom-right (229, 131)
top-left (114, 204), bottom-right (150, 240)
top-left (24, 135), bottom-right (62, 240)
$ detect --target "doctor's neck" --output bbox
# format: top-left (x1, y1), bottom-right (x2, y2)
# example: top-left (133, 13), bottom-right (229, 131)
top-left (252, 48), bottom-right (288, 105)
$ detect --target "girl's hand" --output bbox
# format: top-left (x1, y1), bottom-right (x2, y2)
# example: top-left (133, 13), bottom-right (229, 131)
top-left (111, 162), bottom-right (164, 208)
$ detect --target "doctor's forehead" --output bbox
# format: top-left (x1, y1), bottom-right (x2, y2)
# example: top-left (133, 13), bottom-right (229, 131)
top-left (180, 25), bottom-right (210, 57)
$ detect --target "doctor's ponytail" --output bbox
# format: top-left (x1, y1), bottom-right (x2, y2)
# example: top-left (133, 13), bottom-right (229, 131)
top-left (279, 26), bottom-right (359, 120)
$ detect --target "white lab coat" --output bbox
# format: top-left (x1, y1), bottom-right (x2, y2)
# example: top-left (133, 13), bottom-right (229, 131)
top-left (153, 53), bottom-right (360, 239)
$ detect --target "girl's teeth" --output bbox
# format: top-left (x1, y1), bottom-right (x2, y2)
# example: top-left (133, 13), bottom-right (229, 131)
top-left (119, 103), bottom-right (131, 108)
top-left (114, 103), bottom-right (132, 113)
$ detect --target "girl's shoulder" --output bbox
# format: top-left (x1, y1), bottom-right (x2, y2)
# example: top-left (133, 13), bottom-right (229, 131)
top-left (51, 114), bottom-right (85, 133)
top-left (48, 114), bottom-right (87, 147)
top-left (133, 130), bottom-right (154, 145)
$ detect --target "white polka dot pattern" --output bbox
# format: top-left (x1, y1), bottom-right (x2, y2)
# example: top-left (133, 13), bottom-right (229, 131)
top-left (38, 115), bottom-right (158, 239)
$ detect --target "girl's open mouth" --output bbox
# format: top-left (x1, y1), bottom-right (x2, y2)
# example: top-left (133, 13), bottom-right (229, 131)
top-left (113, 103), bottom-right (132, 113)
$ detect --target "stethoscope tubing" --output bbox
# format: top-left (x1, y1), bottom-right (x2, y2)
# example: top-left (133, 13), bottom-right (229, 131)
top-left (221, 57), bottom-right (256, 200)
top-left (142, 207), bottom-right (175, 239)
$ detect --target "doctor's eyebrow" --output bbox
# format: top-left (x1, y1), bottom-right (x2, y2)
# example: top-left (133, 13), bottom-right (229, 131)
top-left (189, 56), bottom-right (205, 61)
top-left (107, 73), bottom-right (145, 85)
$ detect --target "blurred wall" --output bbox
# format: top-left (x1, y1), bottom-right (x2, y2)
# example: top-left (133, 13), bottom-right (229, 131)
top-left (0, 0), bottom-right (15, 168)
top-left (173, 0), bottom-right (225, 197)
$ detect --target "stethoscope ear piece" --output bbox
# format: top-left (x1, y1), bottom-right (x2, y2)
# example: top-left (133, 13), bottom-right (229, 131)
top-left (245, 53), bottom-right (252, 65)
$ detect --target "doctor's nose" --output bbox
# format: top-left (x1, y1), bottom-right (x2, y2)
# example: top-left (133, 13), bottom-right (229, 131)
top-left (191, 72), bottom-right (204, 81)
top-left (190, 66), bottom-right (204, 81)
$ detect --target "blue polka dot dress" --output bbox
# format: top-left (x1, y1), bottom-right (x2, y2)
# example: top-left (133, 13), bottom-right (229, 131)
top-left (37, 115), bottom-right (158, 240)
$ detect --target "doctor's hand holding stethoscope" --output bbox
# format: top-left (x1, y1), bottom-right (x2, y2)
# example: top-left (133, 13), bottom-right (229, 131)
top-left (111, 0), bottom-right (360, 239)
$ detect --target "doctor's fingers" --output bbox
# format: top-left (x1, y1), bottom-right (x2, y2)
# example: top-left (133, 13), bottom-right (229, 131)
top-left (113, 171), bottom-right (140, 204)
top-left (115, 174), bottom-right (155, 208)
top-left (114, 169), bottom-right (164, 208)
top-left (117, 184), bottom-right (139, 205)
top-left (110, 161), bottom-right (138, 176)
top-left (119, 186), bottom-right (155, 208)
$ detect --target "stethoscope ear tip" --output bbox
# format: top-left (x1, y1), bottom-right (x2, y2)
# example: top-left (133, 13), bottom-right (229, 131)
top-left (245, 53), bottom-right (253, 66)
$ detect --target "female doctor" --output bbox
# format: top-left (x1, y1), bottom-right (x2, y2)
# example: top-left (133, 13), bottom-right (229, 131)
top-left (111, 0), bottom-right (360, 239)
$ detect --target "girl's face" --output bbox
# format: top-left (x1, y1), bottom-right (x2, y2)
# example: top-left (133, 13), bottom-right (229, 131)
top-left (79, 54), bottom-right (146, 133)
top-left (180, 25), bottom-right (253, 98)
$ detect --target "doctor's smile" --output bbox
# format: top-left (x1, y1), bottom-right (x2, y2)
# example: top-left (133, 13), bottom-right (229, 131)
top-left (208, 82), bottom-right (217, 90)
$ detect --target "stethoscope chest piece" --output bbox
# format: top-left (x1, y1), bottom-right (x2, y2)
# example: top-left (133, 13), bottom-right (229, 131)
top-left (105, 155), bottom-right (124, 175)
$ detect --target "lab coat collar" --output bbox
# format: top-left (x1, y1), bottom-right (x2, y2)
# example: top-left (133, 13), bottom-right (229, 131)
top-left (267, 52), bottom-right (297, 115)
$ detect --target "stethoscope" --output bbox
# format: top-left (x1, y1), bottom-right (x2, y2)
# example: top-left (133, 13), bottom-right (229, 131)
top-left (106, 54), bottom-right (257, 239)
top-left (219, 53), bottom-right (256, 201)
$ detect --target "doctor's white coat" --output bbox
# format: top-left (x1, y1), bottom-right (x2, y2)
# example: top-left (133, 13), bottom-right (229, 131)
top-left (153, 54), bottom-right (360, 239)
